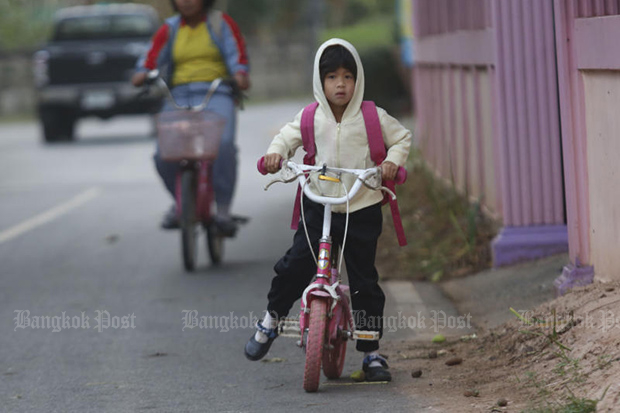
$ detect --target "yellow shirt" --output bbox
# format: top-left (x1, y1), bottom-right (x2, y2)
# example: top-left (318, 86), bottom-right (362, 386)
top-left (172, 22), bottom-right (228, 86)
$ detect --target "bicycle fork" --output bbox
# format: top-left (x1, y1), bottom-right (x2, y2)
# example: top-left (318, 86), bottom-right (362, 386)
top-left (279, 203), bottom-right (379, 346)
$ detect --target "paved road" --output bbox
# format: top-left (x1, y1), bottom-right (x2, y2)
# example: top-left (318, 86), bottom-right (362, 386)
top-left (0, 103), bottom-right (444, 412)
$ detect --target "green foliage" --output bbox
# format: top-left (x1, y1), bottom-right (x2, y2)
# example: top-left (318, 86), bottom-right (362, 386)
top-left (226, 0), bottom-right (273, 36)
top-left (359, 45), bottom-right (410, 115)
top-left (325, 0), bottom-right (394, 28)
top-left (0, 0), bottom-right (57, 51)
top-left (320, 16), bottom-right (394, 51)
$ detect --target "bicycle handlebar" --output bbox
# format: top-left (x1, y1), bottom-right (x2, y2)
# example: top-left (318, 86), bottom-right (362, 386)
top-left (257, 156), bottom-right (407, 184)
top-left (257, 157), bottom-right (407, 205)
top-left (143, 69), bottom-right (242, 111)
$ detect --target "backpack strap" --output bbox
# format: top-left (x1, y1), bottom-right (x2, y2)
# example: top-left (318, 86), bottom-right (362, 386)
top-left (361, 101), bottom-right (386, 164)
top-left (300, 102), bottom-right (319, 165)
top-left (291, 102), bottom-right (319, 230)
top-left (361, 101), bottom-right (408, 247)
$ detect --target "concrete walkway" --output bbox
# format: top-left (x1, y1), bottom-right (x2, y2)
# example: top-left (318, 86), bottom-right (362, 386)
top-left (380, 253), bottom-right (568, 342)
top-left (440, 253), bottom-right (568, 330)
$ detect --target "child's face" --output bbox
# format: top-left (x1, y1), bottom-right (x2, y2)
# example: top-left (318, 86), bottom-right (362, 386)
top-left (175, 0), bottom-right (203, 18)
top-left (323, 67), bottom-right (355, 112)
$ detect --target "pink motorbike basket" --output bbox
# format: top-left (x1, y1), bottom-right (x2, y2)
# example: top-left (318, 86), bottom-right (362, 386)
top-left (156, 110), bottom-right (225, 161)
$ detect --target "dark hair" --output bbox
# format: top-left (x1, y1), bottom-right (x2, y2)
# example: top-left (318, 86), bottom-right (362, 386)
top-left (170, 0), bottom-right (216, 13)
top-left (319, 45), bottom-right (357, 82)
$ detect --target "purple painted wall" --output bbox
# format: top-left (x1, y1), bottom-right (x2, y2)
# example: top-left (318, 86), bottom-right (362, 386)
top-left (411, 0), bottom-right (568, 268)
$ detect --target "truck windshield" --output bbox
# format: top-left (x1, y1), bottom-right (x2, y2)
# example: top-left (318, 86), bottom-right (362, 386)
top-left (53, 14), bottom-right (155, 40)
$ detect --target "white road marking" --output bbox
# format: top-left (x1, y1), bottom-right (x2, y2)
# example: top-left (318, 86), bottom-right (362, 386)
top-left (0, 187), bottom-right (101, 244)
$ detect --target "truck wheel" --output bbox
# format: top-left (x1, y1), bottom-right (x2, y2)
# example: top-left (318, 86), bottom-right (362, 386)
top-left (41, 110), bottom-right (76, 143)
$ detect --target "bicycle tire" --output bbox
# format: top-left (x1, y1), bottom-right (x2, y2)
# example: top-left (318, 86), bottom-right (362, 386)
top-left (206, 222), bottom-right (224, 265)
top-left (322, 305), bottom-right (347, 379)
top-left (181, 169), bottom-right (198, 272)
top-left (303, 299), bottom-right (328, 392)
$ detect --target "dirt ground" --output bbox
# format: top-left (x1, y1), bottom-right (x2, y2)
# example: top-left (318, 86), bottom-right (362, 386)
top-left (384, 281), bottom-right (620, 412)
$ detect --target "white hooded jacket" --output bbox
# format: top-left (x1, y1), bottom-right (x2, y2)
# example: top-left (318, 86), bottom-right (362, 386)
top-left (267, 38), bottom-right (412, 213)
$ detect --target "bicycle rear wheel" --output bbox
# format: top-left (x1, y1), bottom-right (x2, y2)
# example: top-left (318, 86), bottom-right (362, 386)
top-left (206, 223), bottom-right (224, 265)
top-left (322, 305), bottom-right (348, 379)
top-left (181, 169), bottom-right (198, 272)
top-left (303, 299), bottom-right (328, 392)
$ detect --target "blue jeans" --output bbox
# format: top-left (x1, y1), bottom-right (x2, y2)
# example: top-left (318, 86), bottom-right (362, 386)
top-left (154, 81), bottom-right (237, 208)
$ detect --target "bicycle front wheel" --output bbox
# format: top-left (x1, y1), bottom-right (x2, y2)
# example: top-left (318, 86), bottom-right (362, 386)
top-left (206, 222), bottom-right (224, 265)
top-left (322, 304), bottom-right (348, 379)
top-left (303, 299), bottom-right (328, 392)
top-left (181, 169), bottom-right (198, 272)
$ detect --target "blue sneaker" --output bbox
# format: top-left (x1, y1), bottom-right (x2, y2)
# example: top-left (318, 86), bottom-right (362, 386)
top-left (362, 354), bottom-right (391, 382)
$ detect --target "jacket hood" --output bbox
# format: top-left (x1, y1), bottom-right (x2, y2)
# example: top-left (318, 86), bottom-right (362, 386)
top-left (313, 38), bottom-right (365, 122)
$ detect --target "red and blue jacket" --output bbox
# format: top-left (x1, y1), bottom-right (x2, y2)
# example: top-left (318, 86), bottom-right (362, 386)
top-left (135, 11), bottom-right (249, 84)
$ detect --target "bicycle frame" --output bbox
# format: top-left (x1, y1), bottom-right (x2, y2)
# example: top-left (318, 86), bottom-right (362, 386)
top-left (149, 70), bottom-right (231, 270)
top-left (293, 163), bottom-right (382, 342)
top-left (260, 159), bottom-right (399, 391)
top-left (174, 160), bottom-right (215, 223)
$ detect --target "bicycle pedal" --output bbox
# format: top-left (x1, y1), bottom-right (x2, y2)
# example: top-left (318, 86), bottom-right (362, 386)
top-left (232, 215), bottom-right (249, 224)
top-left (278, 318), bottom-right (301, 338)
top-left (352, 330), bottom-right (380, 341)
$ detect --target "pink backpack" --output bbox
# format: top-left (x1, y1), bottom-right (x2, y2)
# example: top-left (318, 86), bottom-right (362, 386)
top-left (291, 101), bottom-right (407, 247)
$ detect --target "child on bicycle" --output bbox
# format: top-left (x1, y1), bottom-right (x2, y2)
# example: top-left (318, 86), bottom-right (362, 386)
top-left (244, 38), bottom-right (411, 382)
top-left (132, 0), bottom-right (249, 234)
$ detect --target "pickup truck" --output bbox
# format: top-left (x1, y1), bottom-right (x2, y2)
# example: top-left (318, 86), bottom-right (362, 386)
top-left (33, 3), bottom-right (164, 143)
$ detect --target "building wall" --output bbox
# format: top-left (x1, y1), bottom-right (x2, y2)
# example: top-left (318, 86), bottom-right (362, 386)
top-left (582, 72), bottom-right (620, 280)
top-left (412, 0), bottom-right (568, 267)
top-left (553, 1), bottom-right (620, 286)
top-left (415, 66), bottom-right (498, 213)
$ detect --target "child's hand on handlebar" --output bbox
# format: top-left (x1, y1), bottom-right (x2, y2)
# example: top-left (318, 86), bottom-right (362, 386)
top-left (381, 161), bottom-right (399, 181)
top-left (264, 153), bottom-right (283, 173)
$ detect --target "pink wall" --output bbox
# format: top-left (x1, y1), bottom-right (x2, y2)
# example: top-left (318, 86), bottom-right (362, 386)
top-left (554, 0), bottom-right (592, 266)
top-left (412, 0), bottom-right (568, 267)
top-left (554, 1), bottom-right (620, 279)
top-left (413, 0), bottom-right (563, 227)
top-left (492, 0), bottom-right (564, 227)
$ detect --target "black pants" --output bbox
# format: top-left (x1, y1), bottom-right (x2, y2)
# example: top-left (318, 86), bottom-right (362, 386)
top-left (267, 198), bottom-right (385, 352)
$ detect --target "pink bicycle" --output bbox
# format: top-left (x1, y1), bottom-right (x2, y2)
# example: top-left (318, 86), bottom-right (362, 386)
top-left (258, 158), bottom-right (406, 392)
top-left (150, 71), bottom-right (245, 271)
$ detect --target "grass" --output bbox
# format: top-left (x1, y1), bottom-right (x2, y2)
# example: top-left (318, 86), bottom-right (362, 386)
top-left (512, 310), bottom-right (606, 413)
top-left (377, 148), bottom-right (498, 281)
top-left (522, 397), bottom-right (597, 413)
top-left (521, 372), bottom-right (598, 413)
